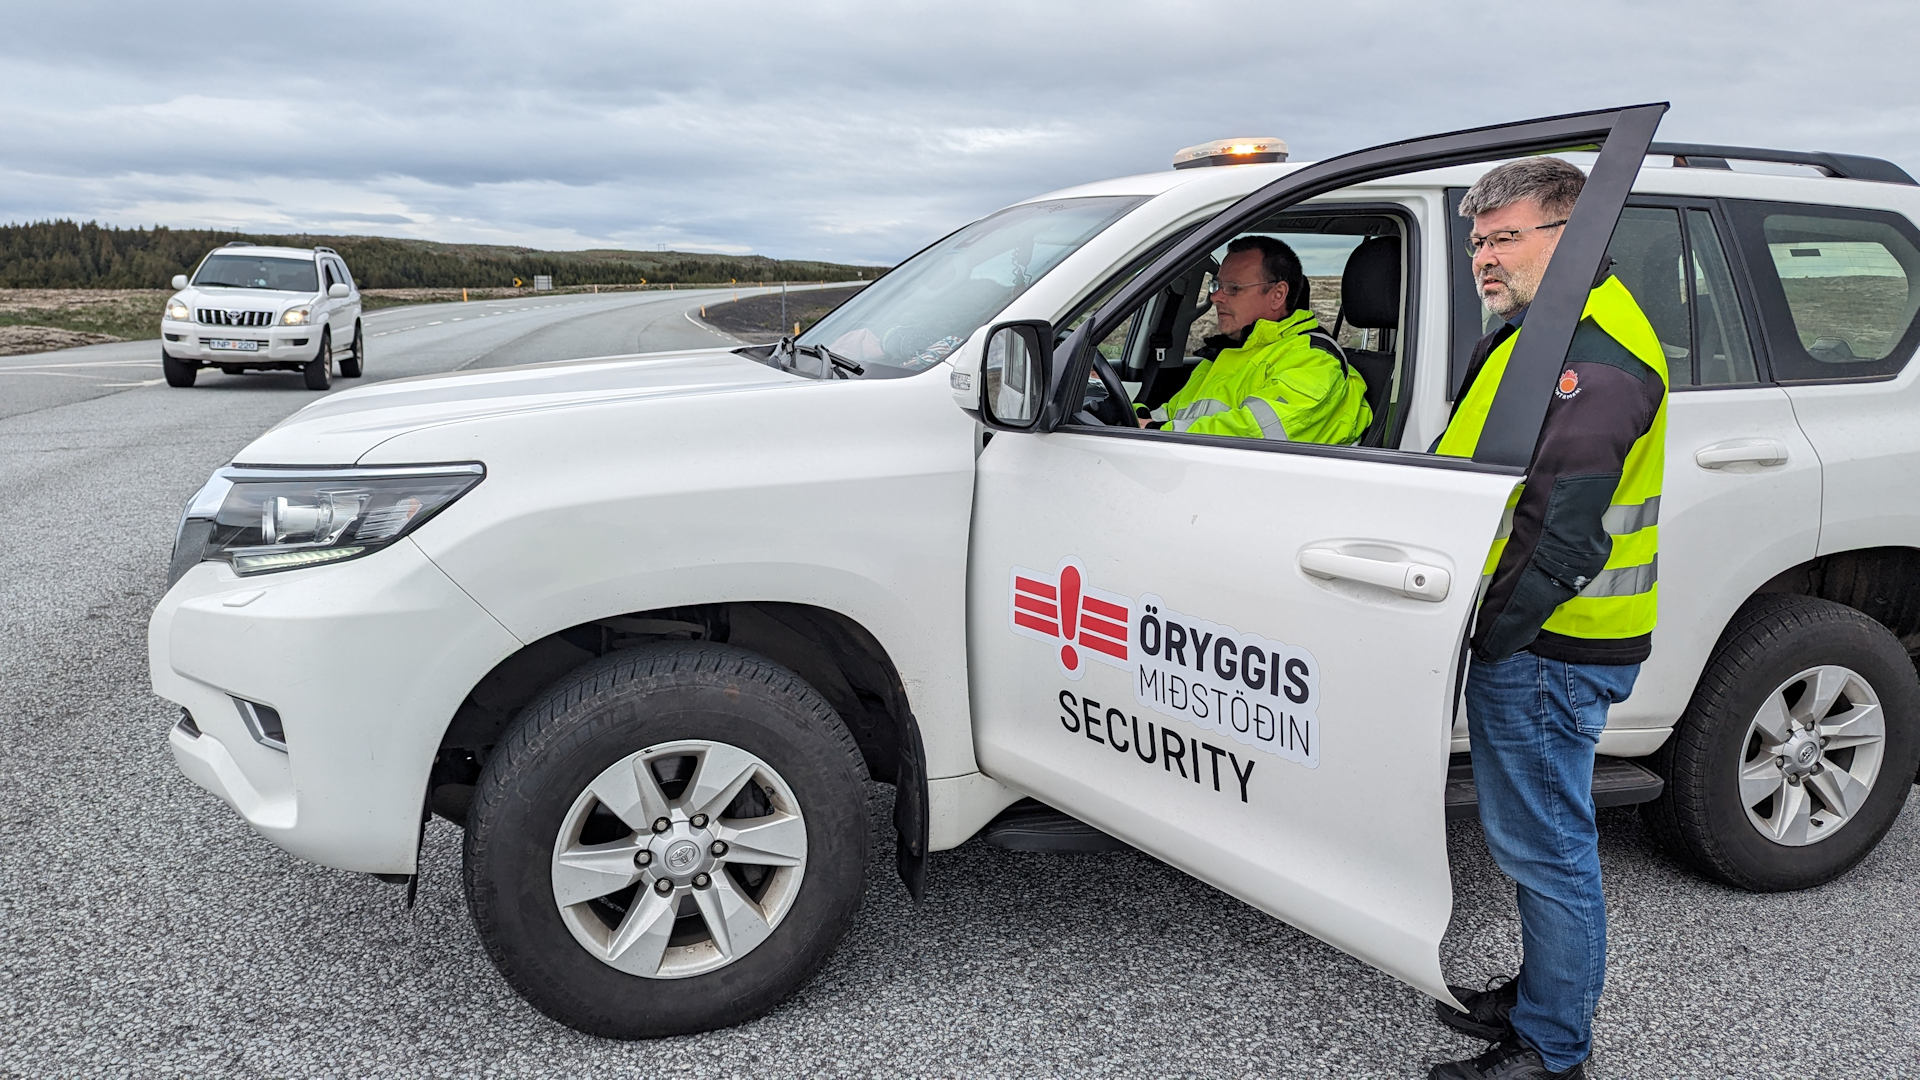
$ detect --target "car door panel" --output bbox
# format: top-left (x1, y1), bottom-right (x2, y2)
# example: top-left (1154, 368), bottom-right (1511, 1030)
top-left (969, 431), bottom-right (1520, 1000)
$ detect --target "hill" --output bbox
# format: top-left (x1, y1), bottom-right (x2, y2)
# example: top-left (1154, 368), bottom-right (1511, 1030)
top-left (0, 220), bottom-right (886, 290)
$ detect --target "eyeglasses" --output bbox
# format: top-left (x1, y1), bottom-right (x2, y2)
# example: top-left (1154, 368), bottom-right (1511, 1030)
top-left (1207, 278), bottom-right (1278, 297)
top-left (1464, 220), bottom-right (1568, 257)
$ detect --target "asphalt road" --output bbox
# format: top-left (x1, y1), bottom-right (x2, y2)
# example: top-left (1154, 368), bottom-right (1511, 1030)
top-left (1, 290), bottom-right (1917, 1077)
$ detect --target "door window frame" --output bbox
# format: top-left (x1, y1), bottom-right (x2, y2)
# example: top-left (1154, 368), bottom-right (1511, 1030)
top-left (1036, 104), bottom-right (1669, 473)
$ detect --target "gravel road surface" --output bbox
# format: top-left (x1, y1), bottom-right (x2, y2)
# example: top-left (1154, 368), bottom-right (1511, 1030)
top-left (1, 290), bottom-right (1916, 1078)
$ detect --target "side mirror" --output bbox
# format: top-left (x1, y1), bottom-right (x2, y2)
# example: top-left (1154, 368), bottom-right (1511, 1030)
top-left (327, 283), bottom-right (350, 299)
top-left (981, 321), bottom-right (1053, 430)
top-left (171, 274), bottom-right (188, 290)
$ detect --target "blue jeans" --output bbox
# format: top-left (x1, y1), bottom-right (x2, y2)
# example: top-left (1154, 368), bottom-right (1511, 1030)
top-left (1464, 650), bottom-right (1640, 1071)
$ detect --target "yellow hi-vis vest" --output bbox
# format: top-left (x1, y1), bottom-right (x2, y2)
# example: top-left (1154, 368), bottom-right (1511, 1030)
top-left (1435, 276), bottom-right (1668, 642)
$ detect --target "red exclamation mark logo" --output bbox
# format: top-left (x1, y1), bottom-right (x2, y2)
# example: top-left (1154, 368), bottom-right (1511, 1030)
top-left (1057, 564), bottom-right (1081, 671)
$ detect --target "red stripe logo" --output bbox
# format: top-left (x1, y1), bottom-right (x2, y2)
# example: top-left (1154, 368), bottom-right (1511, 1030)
top-left (1009, 561), bottom-right (1131, 677)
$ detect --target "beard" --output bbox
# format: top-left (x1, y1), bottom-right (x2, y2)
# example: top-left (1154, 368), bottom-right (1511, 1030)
top-left (1480, 264), bottom-right (1541, 319)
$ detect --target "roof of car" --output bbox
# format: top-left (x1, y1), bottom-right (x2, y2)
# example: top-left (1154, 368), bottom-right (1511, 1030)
top-left (1015, 152), bottom-right (1920, 218)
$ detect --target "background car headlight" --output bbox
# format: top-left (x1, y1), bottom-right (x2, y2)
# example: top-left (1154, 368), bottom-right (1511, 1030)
top-left (281, 306), bottom-right (311, 325)
top-left (165, 298), bottom-right (190, 320)
top-left (168, 464), bottom-right (484, 584)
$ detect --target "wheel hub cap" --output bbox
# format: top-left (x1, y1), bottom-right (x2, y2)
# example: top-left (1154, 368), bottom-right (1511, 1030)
top-left (549, 739), bottom-right (809, 979)
top-left (1737, 664), bottom-right (1887, 848)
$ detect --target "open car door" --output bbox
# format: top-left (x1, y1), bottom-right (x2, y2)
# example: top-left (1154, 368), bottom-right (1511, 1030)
top-left (965, 105), bottom-right (1667, 1002)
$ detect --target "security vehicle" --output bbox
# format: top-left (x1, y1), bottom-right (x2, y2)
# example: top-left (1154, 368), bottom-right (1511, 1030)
top-left (149, 105), bottom-right (1920, 1038)
top-left (161, 242), bottom-right (365, 390)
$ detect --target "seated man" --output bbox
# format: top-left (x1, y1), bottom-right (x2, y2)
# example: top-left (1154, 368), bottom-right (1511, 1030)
top-left (1139, 236), bottom-right (1371, 444)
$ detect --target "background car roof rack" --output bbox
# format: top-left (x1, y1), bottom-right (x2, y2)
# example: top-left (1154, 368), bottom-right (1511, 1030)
top-left (314, 246), bottom-right (337, 254)
top-left (223, 241), bottom-right (255, 247)
top-left (1652, 142), bottom-right (1916, 186)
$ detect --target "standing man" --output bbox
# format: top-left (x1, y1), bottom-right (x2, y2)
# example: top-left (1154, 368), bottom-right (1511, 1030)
top-left (1428, 158), bottom-right (1669, 1080)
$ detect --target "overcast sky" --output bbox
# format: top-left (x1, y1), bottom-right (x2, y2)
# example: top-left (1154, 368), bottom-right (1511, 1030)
top-left (4, 1), bottom-right (1916, 267)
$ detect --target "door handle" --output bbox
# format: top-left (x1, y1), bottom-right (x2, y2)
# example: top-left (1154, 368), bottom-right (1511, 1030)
top-left (1695, 439), bottom-right (1788, 469)
top-left (1299, 547), bottom-right (1452, 602)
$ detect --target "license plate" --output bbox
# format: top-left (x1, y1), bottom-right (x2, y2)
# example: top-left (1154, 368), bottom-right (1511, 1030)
top-left (207, 339), bottom-right (260, 352)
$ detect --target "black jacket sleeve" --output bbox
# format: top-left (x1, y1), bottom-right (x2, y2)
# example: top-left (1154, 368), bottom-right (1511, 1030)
top-left (1470, 318), bottom-right (1665, 664)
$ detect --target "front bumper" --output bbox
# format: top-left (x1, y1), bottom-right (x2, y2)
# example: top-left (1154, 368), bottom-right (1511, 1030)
top-left (149, 540), bottom-right (521, 874)
top-left (160, 317), bottom-right (323, 366)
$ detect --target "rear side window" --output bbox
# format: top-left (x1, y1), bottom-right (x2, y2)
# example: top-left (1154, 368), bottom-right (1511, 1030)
top-left (1591, 204), bottom-right (1759, 387)
top-left (1728, 201), bottom-right (1920, 381)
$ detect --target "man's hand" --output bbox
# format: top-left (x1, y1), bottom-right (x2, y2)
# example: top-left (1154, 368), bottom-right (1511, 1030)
top-left (1138, 416), bottom-right (1152, 428)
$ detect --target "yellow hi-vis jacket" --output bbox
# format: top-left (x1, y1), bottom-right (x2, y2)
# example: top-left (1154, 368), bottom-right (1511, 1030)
top-left (1153, 310), bottom-right (1372, 444)
top-left (1437, 275), bottom-right (1668, 658)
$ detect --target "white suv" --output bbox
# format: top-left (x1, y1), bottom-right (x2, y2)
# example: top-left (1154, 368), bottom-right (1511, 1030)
top-left (161, 243), bottom-right (365, 390)
top-left (148, 106), bottom-right (1920, 1038)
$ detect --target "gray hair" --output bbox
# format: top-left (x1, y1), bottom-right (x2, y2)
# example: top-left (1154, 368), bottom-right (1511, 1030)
top-left (1458, 157), bottom-right (1586, 220)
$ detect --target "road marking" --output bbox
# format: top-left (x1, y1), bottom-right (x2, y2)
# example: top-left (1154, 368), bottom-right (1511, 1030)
top-left (100, 378), bottom-right (167, 388)
top-left (0, 357), bottom-right (161, 369)
top-left (427, 321), bottom-right (443, 326)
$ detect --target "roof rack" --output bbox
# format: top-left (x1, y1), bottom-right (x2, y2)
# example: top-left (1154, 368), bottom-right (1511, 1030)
top-left (223, 241), bottom-right (255, 247)
top-left (314, 245), bottom-right (337, 254)
top-left (1652, 142), bottom-right (1916, 186)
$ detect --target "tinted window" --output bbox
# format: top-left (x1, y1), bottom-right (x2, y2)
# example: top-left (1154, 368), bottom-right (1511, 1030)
top-left (1685, 210), bottom-right (1758, 385)
top-left (1729, 201), bottom-right (1920, 381)
top-left (1605, 208), bottom-right (1689, 368)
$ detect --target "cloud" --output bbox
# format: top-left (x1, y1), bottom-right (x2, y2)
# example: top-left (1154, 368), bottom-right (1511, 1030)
top-left (2, 0), bottom-right (1915, 264)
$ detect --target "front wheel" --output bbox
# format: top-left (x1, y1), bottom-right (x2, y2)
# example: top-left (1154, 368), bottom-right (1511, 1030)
top-left (302, 329), bottom-right (332, 390)
top-left (463, 643), bottom-right (870, 1038)
top-left (161, 350), bottom-right (197, 387)
top-left (339, 320), bottom-right (364, 377)
top-left (1642, 594), bottom-right (1920, 891)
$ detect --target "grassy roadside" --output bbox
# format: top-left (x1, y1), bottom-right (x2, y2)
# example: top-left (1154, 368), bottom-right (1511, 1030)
top-left (699, 286), bottom-right (866, 342)
top-left (0, 283), bottom-right (780, 356)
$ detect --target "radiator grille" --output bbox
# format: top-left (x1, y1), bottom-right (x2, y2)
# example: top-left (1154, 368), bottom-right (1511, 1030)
top-left (196, 308), bottom-right (275, 327)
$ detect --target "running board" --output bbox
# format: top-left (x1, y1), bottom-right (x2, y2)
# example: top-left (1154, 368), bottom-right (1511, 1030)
top-left (980, 799), bottom-right (1131, 853)
top-left (980, 756), bottom-right (1666, 850)
top-left (1445, 753), bottom-right (1665, 821)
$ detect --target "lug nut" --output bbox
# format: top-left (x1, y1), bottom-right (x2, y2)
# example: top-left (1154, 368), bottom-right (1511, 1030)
top-left (651, 817), bottom-right (671, 834)
top-left (692, 873), bottom-right (711, 889)
top-left (710, 840), bottom-right (729, 857)
top-left (690, 814), bottom-right (709, 829)
top-left (654, 878), bottom-right (674, 895)
top-left (634, 850), bottom-right (652, 868)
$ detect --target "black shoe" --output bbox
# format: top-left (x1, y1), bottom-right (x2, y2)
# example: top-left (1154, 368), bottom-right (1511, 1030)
top-left (1435, 975), bottom-right (1518, 1041)
top-left (1429, 1038), bottom-right (1586, 1079)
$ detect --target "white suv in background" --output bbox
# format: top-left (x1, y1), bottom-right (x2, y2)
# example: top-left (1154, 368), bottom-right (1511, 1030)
top-left (161, 243), bottom-right (365, 390)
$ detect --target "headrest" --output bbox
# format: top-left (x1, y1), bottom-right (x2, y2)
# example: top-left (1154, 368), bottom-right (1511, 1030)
top-left (1341, 235), bottom-right (1401, 330)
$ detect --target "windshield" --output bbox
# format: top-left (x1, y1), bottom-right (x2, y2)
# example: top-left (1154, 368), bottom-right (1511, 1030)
top-left (193, 254), bottom-right (319, 292)
top-left (801, 196), bottom-right (1144, 373)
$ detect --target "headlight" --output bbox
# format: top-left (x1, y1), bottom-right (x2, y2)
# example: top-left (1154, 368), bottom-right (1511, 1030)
top-left (165, 299), bottom-right (190, 320)
top-left (282, 306), bottom-right (311, 325)
top-left (168, 464), bottom-right (485, 584)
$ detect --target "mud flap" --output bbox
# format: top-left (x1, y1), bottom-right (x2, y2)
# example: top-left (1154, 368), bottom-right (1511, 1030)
top-left (892, 710), bottom-right (930, 902)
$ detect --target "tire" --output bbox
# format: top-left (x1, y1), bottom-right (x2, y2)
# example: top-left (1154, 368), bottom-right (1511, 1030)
top-left (1642, 594), bottom-right (1920, 891)
top-left (339, 320), bottom-right (364, 378)
top-left (161, 350), bottom-right (197, 387)
top-left (463, 642), bottom-right (869, 1038)
top-left (302, 329), bottom-right (331, 390)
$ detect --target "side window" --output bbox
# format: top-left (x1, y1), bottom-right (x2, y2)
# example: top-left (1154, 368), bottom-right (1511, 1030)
top-left (333, 260), bottom-right (354, 290)
top-left (1593, 204), bottom-right (1762, 388)
top-left (1685, 211), bottom-right (1758, 385)
top-left (1604, 208), bottom-right (1689, 370)
top-left (321, 261), bottom-right (339, 288)
top-left (1729, 201), bottom-right (1920, 381)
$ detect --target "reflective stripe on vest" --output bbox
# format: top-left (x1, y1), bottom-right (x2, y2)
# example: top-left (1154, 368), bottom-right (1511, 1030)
top-left (1436, 276), bottom-right (1669, 642)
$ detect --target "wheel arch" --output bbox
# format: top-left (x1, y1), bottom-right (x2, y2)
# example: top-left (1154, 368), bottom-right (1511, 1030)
top-left (430, 600), bottom-right (932, 898)
top-left (1752, 544), bottom-right (1920, 645)
top-left (1751, 544), bottom-right (1920, 782)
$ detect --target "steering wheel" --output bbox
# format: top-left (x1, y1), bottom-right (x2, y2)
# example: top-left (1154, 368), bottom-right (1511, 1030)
top-left (1083, 348), bottom-right (1138, 427)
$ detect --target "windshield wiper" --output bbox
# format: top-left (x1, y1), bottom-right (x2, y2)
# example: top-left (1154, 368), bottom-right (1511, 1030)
top-left (795, 342), bottom-right (864, 378)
